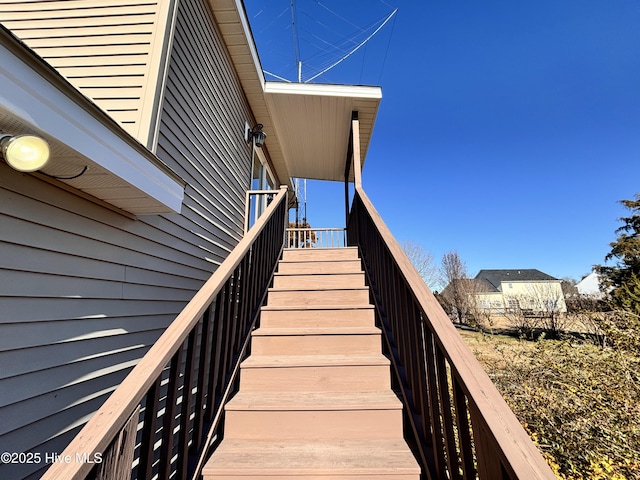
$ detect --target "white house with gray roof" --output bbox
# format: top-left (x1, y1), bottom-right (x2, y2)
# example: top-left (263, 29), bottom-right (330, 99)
top-left (472, 269), bottom-right (567, 314)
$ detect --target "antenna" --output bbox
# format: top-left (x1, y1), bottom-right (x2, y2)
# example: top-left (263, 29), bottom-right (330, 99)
top-left (266, 2), bottom-right (397, 83)
top-left (305, 8), bottom-right (397, 83)
top-left (290, 0), bottom-right (302, 82)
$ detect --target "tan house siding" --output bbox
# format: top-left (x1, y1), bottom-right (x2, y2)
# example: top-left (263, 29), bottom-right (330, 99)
top-left (0, 0), bottom-right (178, 147)
top-left (0, 0), bottom-right (253, 477)
top-left (155, 0), bottom-right (254, 246)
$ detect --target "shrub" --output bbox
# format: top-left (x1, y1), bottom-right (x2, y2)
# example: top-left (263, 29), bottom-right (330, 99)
top-left (463, 332), bottom-right (640, 479)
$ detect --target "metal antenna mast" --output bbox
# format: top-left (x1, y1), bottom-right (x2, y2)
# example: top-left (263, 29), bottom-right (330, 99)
top-left (290, 0), bottom-right (302, 82)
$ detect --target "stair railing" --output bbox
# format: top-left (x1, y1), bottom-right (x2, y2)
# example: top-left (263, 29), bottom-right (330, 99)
top-left (285, 227), bottom-right (346, 248)
top-left (244, 189), bottom-right (276, 232)
top-left (42, 186), bottom-right (289, 480)
top-left (347, 187), bottom-right (555, 480)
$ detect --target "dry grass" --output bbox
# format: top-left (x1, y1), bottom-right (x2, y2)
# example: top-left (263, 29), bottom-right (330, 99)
top-left (459, 328), bottom-right (640, 480)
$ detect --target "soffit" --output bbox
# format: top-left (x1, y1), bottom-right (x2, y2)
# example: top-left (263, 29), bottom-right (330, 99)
top-left (264, 82), bottom-right (381, 182)
top-left (209, 0), bottom-right (381, 184)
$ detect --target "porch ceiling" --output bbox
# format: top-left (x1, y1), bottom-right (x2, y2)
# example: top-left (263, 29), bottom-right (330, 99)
top-left (210, 0), bottom-right (382, 185)
top-left (264, 82), bottom-right (381, 183)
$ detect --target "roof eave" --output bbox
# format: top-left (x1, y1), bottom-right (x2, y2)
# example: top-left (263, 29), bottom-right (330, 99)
top-left (209, 0), bottom-right (382, 185)
top-left (0, 26), bottom-right (185, 215)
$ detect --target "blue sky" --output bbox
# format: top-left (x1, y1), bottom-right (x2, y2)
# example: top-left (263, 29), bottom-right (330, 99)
top-left (244, 0), bottom-right (640, 283)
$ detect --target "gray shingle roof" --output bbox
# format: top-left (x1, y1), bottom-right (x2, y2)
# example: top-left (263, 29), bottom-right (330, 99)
top-left (475, 269), bottom-right (558, 290)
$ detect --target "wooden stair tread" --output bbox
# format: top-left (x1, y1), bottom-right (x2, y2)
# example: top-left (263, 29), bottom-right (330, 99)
top-left (274, 271), bottom-right (361, 276)
top-left (261, 304), bottom-right (374, 311)
top-left (226, 390), bottom-right (402, 410)
top-left (252, 326), bottom-right (380, 336)
top-left (268, 286), bottom-right (369, 293)
top-left (203, 439), bottom-right (420, 475)
top-left (241, 354), bottom-right (390, 368)
top-left (278, 258), bottom-right (360, 263)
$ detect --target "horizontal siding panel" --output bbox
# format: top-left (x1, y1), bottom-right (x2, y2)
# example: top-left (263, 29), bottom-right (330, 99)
top-left (124, 266), bottom-right (204, 291)
top-left (24, 43), bottom-right (151, 57)
top-left (0, 297), bottom-right (185, 323)
top-left (0, 188), bottom-right (212, 273)
top-left (6, 23), bottom-right (156, 37)
top-left (20, 32), bottom-right (153, 48)
top-left (1, 243), bottom-right (125, 282)
top-left (49, 55), bottom-right (147, 68)
top-left (59, 65), bottom-right (147, 79)
top-left (0, 330), bottom-right (161, 380)
top-left (78, 86), bottom-right (143, 98)
top-left (182, 199), bottom-right (241, 250)
top-left (0, 12), bottom-right (155, 30)
top-left (0, 269), bottom-right (124, 299)
top-left (0, 215), bottom-right (208, 279)
top-left (0, 0), bottom-right (157, 13)
top-left (65, 74), bottom-right (145, 86)
top-left (0, 269), bottom-right (194, 302)
top-left (1, 15), bottom-right (156, 30)
top-left (0, 373), bottom-right (123, 438)
top-left (0, 347), bottom-right (144, 407)
top-left (0, 8), bottom-right (157, 22)
top-left (0, 314), bottom-right (176, 351)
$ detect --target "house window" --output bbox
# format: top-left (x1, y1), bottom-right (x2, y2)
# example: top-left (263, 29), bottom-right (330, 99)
top-left (252, 146), bottom-right (274, 190)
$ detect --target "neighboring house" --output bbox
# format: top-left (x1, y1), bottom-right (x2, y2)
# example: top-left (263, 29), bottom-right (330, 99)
top-left (475, 269), bottom-right (568, 314)
top-left (576, 271), bottom-right (605, 299)
top-left (0, 2), bottom-right (381, 478)
top-left (442, 269), bottom-right (568, 316)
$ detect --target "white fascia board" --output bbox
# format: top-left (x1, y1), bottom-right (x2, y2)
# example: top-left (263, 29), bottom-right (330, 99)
top-left (264, 81), bottom-right (382, 100)
top-left (0, 42), bottom-right (184, 214)
top-left (235, 0), bottom-right (266, 91)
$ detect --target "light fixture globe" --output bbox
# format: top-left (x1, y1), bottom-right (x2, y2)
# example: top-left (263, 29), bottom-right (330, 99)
top-left (249, 124), bottom-right (267, 148)
top-left (1, 134), bottom-right (50, 172)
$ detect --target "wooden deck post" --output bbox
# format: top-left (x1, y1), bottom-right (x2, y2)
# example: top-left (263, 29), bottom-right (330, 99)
top-left (344, 122), bottom-right (353, 229)
top-left (352, 112), bottom-right (362, 189)
top-left (95, 407), bottom-right (139, 480)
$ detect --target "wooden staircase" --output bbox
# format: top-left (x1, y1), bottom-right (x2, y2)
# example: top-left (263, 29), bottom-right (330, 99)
top-left (202, 247), bottom-right (420, 480)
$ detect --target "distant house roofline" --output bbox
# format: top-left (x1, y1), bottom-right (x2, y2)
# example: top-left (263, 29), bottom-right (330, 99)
top-left (475, 269), bottom-right (559, 290)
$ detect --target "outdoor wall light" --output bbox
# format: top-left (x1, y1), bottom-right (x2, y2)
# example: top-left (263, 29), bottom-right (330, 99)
top-left (248, 124), bottom-right (267, 148)
top-left (0, 133), bottom-right (50, 172)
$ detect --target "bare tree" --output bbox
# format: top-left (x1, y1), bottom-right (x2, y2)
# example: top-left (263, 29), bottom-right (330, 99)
top-left (465, 284), bottom-right (497, 331)
top-left (401, 240), bottom-right (439, 289)
top-left (439, 251), bottom-right (474, 324)
top-left (503, 300), bottom-right (540, 340)
top-left (504, 283), bottom-right (571, 338)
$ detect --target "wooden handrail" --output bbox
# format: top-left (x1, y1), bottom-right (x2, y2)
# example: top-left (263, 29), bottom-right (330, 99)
top-left (42, 186), bottom-right (289, 480)
top-left (348, 186), bottom-right (555, 480)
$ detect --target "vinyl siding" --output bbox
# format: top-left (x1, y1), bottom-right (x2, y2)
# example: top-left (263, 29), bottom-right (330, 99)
top-left (0, 0), bottom-right (254, 477)
top-left (0, 0), bottom-right (177, 146)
